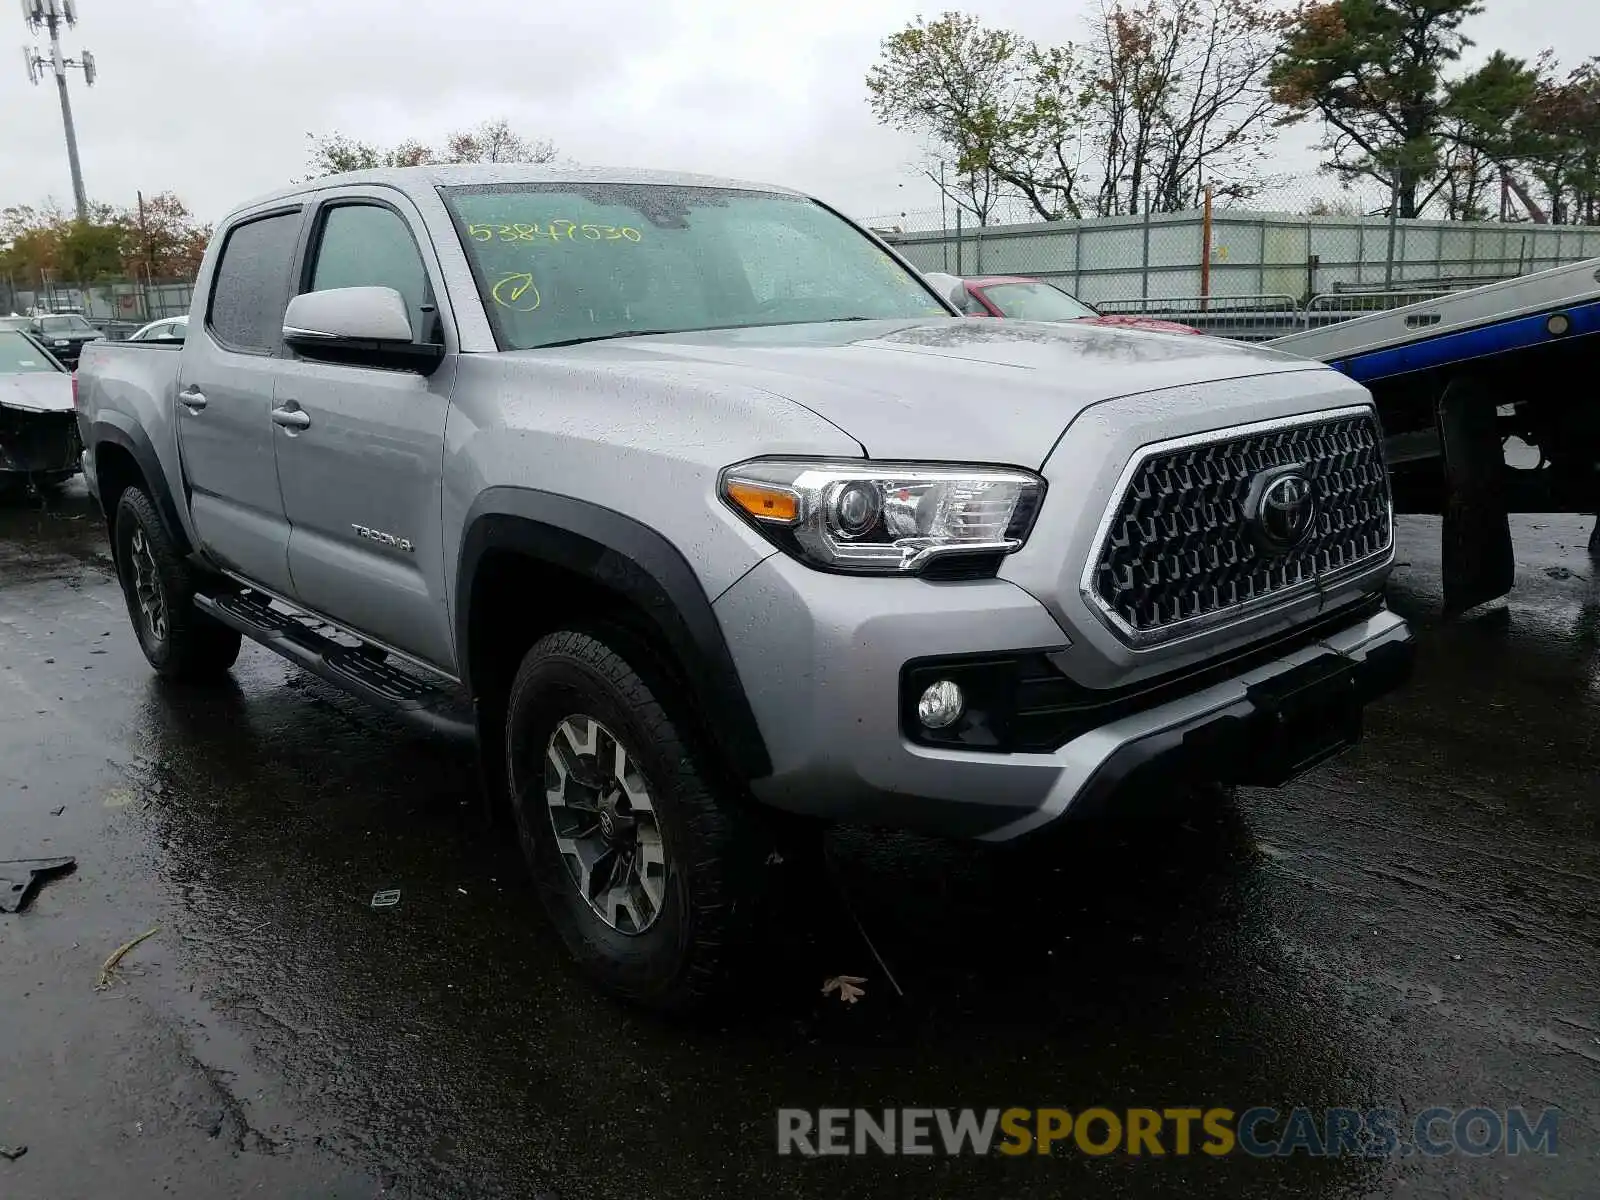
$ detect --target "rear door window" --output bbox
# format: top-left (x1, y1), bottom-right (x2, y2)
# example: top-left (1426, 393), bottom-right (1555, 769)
top-left (207, 209), bottom-right (303, 353)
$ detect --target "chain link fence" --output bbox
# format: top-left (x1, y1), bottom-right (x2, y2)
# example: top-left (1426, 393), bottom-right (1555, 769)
top-left (2, 274), bottom-right (195, 339)
top-left (866, 172), bottom-right (1600, 336)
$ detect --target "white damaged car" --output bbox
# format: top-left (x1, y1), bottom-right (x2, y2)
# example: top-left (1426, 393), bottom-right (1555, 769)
top-left (0, 327), bottom-right (80, 490)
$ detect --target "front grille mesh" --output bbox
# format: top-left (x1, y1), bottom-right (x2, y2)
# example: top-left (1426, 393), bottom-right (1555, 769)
top-left (1090, 413), bottom-right (1391, 637)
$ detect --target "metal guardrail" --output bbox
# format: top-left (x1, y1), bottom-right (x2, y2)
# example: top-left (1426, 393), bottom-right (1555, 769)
top-left (1097, 294), bottom-right (1302, 342)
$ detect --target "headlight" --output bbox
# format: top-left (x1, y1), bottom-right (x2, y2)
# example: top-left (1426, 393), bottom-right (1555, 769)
top-left (53, 339), bottom-right (69, 347)
top-left (720, 459), bottom-right (1044, 575)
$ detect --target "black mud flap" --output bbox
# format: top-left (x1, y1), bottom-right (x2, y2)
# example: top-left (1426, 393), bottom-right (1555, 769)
top-left (1437, 375), bottom-right (1513, 614)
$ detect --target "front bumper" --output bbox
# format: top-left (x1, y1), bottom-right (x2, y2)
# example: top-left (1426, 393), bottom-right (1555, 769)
top-left (0, 407), bottom-right (81, 477)
top-left (47, 340), bottom-right (95, 365)
top-left (715, 552), bottom-right (1412, 842)
top-left (81, 446), bottom-right (98, 500)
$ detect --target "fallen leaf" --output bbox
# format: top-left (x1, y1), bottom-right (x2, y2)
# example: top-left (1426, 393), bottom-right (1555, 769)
top-left (821, 975), bottom-right (867, 1004)
top-left (97, 926), bottom-right (159, 990)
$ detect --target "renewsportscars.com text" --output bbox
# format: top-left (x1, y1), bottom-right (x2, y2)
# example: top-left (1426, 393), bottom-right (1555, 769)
top-left (776, 1106), bottom-right (1560, 1158)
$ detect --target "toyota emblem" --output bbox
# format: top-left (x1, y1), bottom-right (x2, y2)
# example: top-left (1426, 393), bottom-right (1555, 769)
top-left (1250, 467), bottom-right (1317, 551)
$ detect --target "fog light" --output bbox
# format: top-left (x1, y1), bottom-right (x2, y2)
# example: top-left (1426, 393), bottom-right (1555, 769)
top-left (1548, 312), bottom-right (1572, 337)
top-left (917, 679), bottom-right (965, 729)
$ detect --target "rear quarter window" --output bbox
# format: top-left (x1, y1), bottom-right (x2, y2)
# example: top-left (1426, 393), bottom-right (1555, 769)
top-left (207, 209), bottom-right (303, 353)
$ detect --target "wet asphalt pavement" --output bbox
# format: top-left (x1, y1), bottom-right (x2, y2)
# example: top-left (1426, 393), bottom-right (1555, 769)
top-left (1, 479), bottom-right (1596, 1200)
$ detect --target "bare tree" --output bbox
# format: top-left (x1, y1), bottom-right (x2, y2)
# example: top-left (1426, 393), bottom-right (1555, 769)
top-left (303, 118), bottom-right (557, 180)
top-left (865, 3), bottom-right (1286, 224)
top-left (1436, 122), bottom-right (1496, 220)
top-left (441, 119), bottom-right (558, 166)
top-left (1089, 0), bottom-right (1289, 216)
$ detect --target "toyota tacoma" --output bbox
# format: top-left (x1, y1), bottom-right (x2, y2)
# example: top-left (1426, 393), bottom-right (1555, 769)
top-left (74, 165), bottom-right (1412, 1010)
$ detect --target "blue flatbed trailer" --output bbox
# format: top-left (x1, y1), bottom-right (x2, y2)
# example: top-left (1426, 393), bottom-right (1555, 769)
top-left (1268, 258), bottom-right (1600, 611)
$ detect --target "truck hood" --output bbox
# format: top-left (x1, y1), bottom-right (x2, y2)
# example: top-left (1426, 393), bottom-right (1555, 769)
top-left (0, 371), bottom-right (73, 414)
top-left (539, 318), bottom-right (1327, 464)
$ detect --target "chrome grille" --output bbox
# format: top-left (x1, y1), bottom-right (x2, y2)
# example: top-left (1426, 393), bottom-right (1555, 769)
top-left (1086, 410), bottom-right (1392, 642)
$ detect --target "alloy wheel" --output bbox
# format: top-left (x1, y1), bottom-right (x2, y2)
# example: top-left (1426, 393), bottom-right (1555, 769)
top-left (128, 527), bottom-right (167, 642)
top-left (543, 714), bottom-right (669, 934)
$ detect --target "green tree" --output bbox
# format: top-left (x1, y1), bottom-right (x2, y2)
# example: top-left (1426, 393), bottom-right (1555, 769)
top-left (1, 194), bottom-right (212, 287)
top-left (1269, 0), bottom-right (1482, 218)
top-left (57, 216), bottom-right (126, 281)
top-left (0, 204), bottom-right (65, 284)
top-left (1513, 58), bottom-right (1600, 224)
top-left (1444, 50), bottom-right (1600, 224)
top-left (125, 192), bottom-right (212, 280)
top-left (866, 13), bottom-right (1043, 224)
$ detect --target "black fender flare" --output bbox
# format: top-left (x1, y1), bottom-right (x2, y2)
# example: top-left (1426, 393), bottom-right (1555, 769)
top-left (455, 488), bottom-right (772, 781)
top-left (89, 415), bottom-right (193, 555)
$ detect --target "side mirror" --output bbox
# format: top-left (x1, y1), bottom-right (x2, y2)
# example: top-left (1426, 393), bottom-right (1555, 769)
top-left (282, 286), bottom-right (443, 374)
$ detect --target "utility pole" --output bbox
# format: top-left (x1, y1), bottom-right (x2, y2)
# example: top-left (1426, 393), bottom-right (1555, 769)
top-left (22, 0), bottom-right (96, 220)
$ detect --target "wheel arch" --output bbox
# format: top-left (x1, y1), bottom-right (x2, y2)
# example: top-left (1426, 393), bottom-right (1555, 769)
top-left (456, 488), bottom-right (773, 784)
top-left (91, 417), bottom-right (192, 556)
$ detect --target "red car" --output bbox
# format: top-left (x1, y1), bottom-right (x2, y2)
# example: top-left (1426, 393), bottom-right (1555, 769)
top-left (930, 273), bottom-right (1203, 335)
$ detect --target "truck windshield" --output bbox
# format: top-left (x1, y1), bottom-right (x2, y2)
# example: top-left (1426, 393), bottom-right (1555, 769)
top-left (0, 330), bottom-right (59, 373)
top-left (978, 282), bottom-right (1099, 321)
top-left (441, 183), bottom-right (948, 350)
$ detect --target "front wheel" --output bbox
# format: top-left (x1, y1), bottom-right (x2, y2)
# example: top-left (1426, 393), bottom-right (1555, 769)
top-left (113, 487), bottom-right (241, 680)
top-left (505, 629), bottom-right (772, 1013)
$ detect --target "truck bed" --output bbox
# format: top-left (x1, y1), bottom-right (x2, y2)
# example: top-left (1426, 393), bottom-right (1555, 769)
top-left (73, 338), bottom-right (190, 532)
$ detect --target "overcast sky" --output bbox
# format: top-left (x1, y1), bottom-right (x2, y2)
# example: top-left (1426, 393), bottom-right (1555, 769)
top-left (0, 0), bottom-right (1591, 227)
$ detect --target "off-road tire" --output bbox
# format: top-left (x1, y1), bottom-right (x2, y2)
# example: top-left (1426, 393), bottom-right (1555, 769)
top-left (113, 487), bottom-right (241, 680)
top-left (505, 629), bottom-right (772, 1013)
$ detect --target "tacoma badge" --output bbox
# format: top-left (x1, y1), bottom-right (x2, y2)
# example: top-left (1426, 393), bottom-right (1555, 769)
top-left (351, 524), bottom-right (414, 553)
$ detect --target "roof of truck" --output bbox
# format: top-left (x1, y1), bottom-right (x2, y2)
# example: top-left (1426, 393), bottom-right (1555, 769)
top-left (230, 164), bottom-right (806, 221)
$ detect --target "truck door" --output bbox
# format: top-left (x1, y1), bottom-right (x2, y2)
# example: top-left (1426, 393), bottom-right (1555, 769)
top-left (176, 206), bottom-right (304, 595)
top-left (271, 196), bottom-right (459, 673)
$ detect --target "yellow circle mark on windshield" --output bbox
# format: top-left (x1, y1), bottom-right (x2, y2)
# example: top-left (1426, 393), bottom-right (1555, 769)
top-left (492, 271), bottom-right (542, 312)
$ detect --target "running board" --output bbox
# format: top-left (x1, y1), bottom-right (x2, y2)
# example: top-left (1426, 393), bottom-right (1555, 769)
top-left (193, 590), bottom-right (475, 743)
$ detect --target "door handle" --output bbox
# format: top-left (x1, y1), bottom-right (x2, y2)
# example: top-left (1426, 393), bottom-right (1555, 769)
top-left (271, 405), bottom-right (312, 432)
top-left (178, 386), bottom-right (207, 412)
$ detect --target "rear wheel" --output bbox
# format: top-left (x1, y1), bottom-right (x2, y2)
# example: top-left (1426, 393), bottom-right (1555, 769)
top-left (113, 487), bottom-right (241, 680)
top-left (504, 629), bottom-right (774, 1013)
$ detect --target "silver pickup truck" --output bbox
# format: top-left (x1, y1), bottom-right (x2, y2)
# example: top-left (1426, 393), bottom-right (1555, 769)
top-left (75, 164), bottom-right (1412, 1010)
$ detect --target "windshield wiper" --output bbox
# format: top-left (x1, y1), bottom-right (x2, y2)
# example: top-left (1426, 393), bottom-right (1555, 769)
top-left (531, 316), bottom-right (892, 350)
top-left (533, 328), bottom-right (691, 349)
